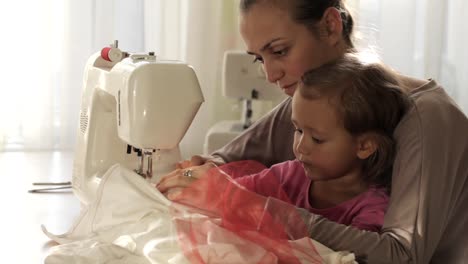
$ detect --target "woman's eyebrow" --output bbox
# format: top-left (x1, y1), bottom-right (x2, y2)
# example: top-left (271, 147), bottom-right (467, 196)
top-left (246, 38), bottom-right (284, 54)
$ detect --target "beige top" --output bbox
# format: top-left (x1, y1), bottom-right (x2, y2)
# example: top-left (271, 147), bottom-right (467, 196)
top-left (212, 80), bottom-right (468, 263)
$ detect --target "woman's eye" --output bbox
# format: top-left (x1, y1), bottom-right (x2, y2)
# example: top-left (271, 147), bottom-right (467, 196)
top-left (252, 56), bottom-right (264, 64)
top-left (294, 128), bottom-right (303, 134)
top-left (273, 48), bottom-right (288, 56)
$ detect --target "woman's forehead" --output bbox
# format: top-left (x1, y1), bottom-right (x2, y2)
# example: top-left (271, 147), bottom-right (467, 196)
top-left (240, 4), bottom-right (297, 51)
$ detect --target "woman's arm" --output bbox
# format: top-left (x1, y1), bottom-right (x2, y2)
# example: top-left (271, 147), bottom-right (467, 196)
top-left (302, 212), bottom-right (412, 263)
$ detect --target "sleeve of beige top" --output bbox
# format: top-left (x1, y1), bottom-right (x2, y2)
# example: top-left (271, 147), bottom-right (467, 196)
top-left (299, 210), bottom-right (412, 263)
top-left (211, 97), bottom-right (296, 167)
top-left (299, 84), bottom-right (468, 264)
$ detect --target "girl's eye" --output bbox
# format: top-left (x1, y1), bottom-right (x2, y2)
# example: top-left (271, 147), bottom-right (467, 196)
top-left (312, 137), bottom-right (324, 144)
top-left (294, 128), bottom-right (303, 134)
top-left (252, 56), bottom-right (264, 64)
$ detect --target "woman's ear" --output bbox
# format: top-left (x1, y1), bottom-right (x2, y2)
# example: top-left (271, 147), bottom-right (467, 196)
top-left (320, 7), bottom-right (344, 46)
top-left (356, 133), bottom-right (378, 160)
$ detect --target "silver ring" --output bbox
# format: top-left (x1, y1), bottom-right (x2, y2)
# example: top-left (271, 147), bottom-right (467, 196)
top-left (183, 169), bottom-right (193, 178)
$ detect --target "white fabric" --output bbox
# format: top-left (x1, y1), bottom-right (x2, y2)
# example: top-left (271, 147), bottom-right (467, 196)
top-left (43, 164), bottom-right (356, 264)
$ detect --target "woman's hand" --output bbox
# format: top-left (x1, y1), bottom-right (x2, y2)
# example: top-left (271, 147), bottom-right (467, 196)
top-left (175, 155), bottom-right (208, 169)
top-left (156, 155), bottom-right (222, 199)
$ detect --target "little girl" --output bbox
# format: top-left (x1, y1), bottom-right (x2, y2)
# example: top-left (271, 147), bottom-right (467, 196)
top-left (234, 53), bottom-right (411, 232)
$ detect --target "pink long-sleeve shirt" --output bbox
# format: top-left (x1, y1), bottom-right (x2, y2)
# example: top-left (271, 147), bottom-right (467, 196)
top-left (234, 160), bottom-right (389, 232)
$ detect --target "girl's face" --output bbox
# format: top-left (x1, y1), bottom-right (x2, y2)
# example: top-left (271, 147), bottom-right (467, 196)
top-left (240, 3), bottom-right (340, 96)
top-left (291, 90), bottom-right (363, 183)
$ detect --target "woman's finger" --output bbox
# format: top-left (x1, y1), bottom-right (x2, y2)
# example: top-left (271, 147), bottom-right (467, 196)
top-left (166, 188), bottom-right (183, 200)
top-left (176, 160), bottom-right (192, 169)
top-left (175, 155), bottom-right (209, 169)
top-left (157, 162), bottom-right (217, 193)
top-left (157, 168), bottom-right (181, 186)
top-left (156, 170), bottom-right (196, 193)
top-left (190, 155), bottom-right (207, 166)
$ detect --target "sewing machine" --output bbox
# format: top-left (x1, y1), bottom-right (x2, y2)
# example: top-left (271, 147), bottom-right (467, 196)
top-left (203, 50), bottom-right (285, 154)
top-left (72, 41), bottom-right (204, 204)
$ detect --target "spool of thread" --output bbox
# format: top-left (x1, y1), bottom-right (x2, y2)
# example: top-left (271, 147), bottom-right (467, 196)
top-left (101, 47), bottom-right (124, 62)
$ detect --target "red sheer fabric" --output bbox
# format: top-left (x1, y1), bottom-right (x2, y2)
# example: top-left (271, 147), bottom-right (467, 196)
top-left (170, 160), bottom-right (323, 263)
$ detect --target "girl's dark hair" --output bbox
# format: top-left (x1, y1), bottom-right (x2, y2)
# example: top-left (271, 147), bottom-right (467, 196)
top-left (240, 0), bottom-right (355, 47)
top-left (299, 53), bottom-right (411, 191)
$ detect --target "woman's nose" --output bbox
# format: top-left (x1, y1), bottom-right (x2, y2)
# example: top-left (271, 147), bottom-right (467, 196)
top-left (262, 60), bottom-right (282, 83)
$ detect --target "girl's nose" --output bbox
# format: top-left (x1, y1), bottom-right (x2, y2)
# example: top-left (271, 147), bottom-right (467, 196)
top-left (295, 135), bottom-right (310, 156)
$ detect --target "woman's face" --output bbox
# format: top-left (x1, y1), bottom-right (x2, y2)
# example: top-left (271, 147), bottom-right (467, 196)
top-left (240, 3), bottom-right (340, 96)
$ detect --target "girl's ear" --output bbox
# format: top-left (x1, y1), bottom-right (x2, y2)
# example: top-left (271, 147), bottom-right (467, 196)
top-left (320, 7), bottom-right (344, 46)
top-left (356, 133), bottom-right (378, 160)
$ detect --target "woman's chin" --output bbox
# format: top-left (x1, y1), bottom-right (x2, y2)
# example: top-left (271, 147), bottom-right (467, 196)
top-left (282, 87), bottom-right (296, 96)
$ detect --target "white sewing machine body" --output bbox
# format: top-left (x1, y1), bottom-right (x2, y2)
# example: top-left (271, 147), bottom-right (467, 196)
top-left (73, 48), bottom-right (204, 204)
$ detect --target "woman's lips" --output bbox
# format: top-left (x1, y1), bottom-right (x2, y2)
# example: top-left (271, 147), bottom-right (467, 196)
top-left (282, 82), bottom-right (297, 95)
top-left (282, 82), bottom-right (297, 89)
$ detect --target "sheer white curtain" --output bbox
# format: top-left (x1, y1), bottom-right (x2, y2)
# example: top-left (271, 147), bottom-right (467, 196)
top-left (440, 0), bottom-right (468, 113)
top-left (0, 0), bottom-right (146, 151)
top-left (0, 1), bottom-right (66, 150)
top-left (350, 0), bottom-right (468, 113)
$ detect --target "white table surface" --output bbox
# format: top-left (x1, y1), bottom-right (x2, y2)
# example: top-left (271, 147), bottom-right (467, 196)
top-left (0, 151), bottom-right (81, 263)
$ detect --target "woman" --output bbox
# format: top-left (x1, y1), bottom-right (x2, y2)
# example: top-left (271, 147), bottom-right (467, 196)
top-left (157, 0), bottom-right (468, 263)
